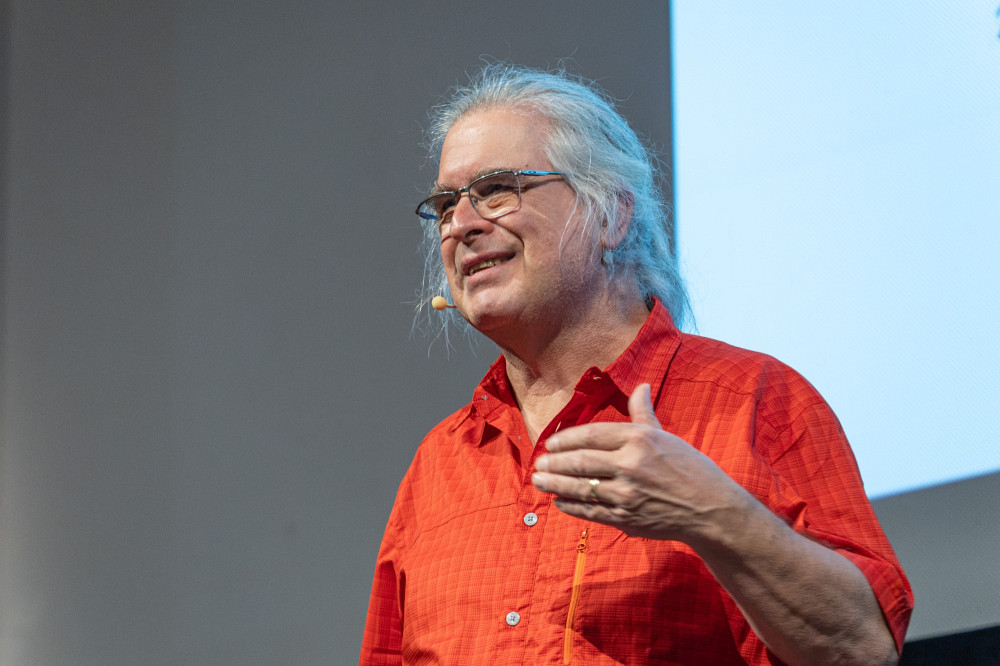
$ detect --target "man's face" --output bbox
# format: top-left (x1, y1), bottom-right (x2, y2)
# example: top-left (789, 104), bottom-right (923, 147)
top-left (437, 108), bottom-right (603, 337)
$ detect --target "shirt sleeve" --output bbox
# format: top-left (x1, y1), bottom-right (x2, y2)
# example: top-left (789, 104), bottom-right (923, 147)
top-left (764, 394), bottom-right (914, 656)
top-left (359, 505), bottom-right (405, 665)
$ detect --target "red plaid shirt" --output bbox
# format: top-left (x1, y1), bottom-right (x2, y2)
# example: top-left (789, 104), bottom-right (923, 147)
top-left (361, 300), bottom-right (913, 664)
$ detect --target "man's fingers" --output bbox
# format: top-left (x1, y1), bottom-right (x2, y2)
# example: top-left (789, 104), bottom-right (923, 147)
top-left (531, 470), bottom-right (617, 504)
top-left (543, 384), bottom-right (661, 455)
top-left (534, 448), bottom-right (618, 477)
top-left (628, 383), bottom-right (661, 428)
top-left (545, 422), bottom-right (634, 452)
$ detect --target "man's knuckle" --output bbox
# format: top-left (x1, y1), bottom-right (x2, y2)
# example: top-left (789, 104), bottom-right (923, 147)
top-left (568, 451), bottom-right (589, 474)
top-left (621, 486), bottom-right (642, 510)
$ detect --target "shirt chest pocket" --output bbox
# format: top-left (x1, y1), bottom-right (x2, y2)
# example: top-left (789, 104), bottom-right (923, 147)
top-left (566, 532), bottom-right (743, 663)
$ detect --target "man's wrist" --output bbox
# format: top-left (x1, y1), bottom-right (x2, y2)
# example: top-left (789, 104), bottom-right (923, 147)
top-left (682, 482), bottom-right (772, 558)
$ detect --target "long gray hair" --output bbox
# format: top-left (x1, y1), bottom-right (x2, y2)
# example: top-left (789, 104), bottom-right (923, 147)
top-left (415, 64), bottom-right (691, 343)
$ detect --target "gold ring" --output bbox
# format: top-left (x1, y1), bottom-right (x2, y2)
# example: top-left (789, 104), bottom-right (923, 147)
top-left (588, 478), bottom-right (600, 502)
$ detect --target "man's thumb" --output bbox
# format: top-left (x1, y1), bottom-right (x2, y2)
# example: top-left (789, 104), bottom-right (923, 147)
top-left (628, 383), bottom-right (661, 428)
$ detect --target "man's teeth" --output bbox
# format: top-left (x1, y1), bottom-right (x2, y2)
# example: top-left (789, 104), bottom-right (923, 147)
top-left (468, 258), bottom-right (507, 275)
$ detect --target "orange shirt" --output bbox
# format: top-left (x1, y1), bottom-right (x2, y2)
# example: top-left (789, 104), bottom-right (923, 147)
top-left (360, 301), bottom-right (913, 665)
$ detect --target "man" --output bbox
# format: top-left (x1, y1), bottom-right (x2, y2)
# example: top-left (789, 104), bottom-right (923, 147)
top-left (360, 65), bottom-right (912, 665)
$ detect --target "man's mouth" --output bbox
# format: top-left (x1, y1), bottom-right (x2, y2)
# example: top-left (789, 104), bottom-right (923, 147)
top-left (467, 257), bottom-right (509, 276)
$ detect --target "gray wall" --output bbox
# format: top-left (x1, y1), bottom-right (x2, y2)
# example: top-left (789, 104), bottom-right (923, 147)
top-left (873, 471), bottom-right (1000, 640)
top-left (0, 2), bottom-right (673, 663)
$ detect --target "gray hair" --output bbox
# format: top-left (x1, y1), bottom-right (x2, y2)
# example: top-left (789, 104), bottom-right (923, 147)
top-left (415, 64), bottom-right (692, 344)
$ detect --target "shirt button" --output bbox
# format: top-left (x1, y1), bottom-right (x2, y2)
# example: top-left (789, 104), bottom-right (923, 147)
top-left (523, 512), bottom-right (538, 526)
top-left (506, 611), bottom-right (521, 626)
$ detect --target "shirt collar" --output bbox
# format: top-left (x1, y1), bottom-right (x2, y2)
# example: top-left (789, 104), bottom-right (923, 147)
top-left (469, 298), bottom-right (682, 426)
top-left (603, 297), bottom-right (682, 408)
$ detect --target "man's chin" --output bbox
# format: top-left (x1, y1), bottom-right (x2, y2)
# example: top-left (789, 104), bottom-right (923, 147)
top-left (461, 300), bottom-right (520, 334)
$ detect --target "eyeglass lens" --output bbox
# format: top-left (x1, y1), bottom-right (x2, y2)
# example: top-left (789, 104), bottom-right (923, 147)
top-left (421, 171), bottom-right (522, 233)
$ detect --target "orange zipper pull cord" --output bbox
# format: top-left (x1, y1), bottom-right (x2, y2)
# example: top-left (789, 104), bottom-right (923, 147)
top-left (564, 528), bottom-right (589, 664)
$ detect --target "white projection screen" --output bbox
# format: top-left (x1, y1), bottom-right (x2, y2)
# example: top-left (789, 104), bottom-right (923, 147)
top-left (671, 2), bottom-right (1000, 500)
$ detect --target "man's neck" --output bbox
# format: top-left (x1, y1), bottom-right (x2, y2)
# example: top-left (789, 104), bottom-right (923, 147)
top-left (496, 293), bottom-right (650, 443)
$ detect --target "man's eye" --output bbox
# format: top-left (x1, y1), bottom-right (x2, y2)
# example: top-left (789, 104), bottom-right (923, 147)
top-left (435, 196), bottom-right (458, 218)
top-left (473, 176), bottom-right (516, 199)
top-left (438, 210), bottom-right (454, 234)
top-left (486, 181), bottom-right (515, 193)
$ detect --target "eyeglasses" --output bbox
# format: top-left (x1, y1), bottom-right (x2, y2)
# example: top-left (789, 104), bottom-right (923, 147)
top-left (416, 169), bottom-right (566, 236)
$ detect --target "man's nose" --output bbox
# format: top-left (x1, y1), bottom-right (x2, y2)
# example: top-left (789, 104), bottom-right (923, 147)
top-left (446, 194), bottom-right (491, 240)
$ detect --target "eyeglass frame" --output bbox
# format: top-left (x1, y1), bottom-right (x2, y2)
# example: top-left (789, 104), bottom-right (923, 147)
top-left (415, 169), bottom-right (567, 232)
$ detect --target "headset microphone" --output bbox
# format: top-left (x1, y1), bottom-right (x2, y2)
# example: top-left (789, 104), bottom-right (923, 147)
top-left (431, 296), bottom-right (457, 311)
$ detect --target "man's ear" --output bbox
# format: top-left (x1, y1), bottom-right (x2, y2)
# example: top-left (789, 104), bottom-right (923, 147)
top-left (601, 190), bottom-right (634, 251)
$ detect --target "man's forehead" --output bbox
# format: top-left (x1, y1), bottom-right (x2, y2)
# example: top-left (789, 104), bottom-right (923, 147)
top-left (435, 108), bottom-right (550, 177)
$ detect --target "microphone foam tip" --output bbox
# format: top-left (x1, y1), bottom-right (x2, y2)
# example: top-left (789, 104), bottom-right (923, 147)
top-left (431, 296), bottom-right (449, 311)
